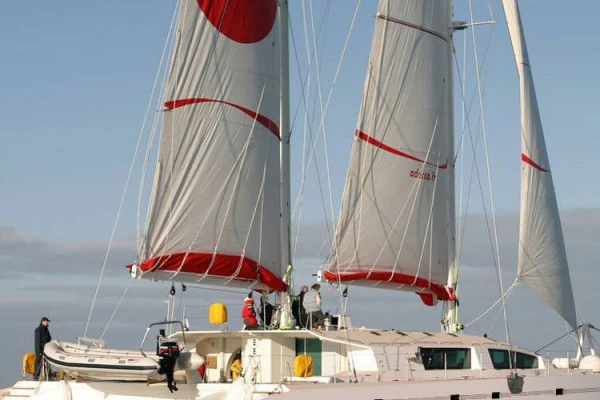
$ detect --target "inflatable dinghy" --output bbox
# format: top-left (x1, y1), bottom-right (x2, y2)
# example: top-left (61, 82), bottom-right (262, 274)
top-left (44, 341), bottom-right (160, 381)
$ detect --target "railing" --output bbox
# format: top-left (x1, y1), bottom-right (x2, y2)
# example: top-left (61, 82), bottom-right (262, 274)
top-left (139, 320), bottom-right (187, 357)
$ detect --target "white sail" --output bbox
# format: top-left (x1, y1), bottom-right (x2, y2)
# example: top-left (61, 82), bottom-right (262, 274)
top-left (325, 0), bottom-right (454, 305)
top-left (138, 0), bottom-right (286, 292)
top-left (502, 0), bottom-right (577, 330)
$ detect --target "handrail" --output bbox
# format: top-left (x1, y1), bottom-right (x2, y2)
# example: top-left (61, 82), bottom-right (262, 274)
top-left (139, 320), bottom-right (186, 357)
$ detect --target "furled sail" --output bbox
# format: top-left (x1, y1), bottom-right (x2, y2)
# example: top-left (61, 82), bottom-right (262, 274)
top-left (137, 0), bottom-right (286, 292)
top-left (325, 1), bottom-right (454, 305)
top-left (502, 0), bottom-right (577, 330)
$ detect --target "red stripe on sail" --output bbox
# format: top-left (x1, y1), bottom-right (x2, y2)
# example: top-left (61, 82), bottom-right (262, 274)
top-left (139, 252), bottom-right (287, 292)
top-left (165, 98), bottom-right (280, 139)
top-left (357, 130), bottom-right (448, 169)
top-left (323, 270), bottom-right (452, 304)
top-left (521, 153), bottom-right (549, 172)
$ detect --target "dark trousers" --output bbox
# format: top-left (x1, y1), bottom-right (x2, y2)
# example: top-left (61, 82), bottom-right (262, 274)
top-left (308, 311), bottom-right (325, 329)
top-left (33, 352), bottom-right (43, 379)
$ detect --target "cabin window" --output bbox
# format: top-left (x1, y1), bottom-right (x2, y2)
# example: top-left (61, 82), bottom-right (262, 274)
top-left (419, 347), bottom-right (471, 370)
top-left (488, 349), bottom-right (538, 369)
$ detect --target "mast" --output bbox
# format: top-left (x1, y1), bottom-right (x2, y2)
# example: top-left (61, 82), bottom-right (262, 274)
top-left (280, 0), bottom-right (292, 279)
top-left (443, 0), bottom-right (460, 333)
top-left (278, 0), bottom-right (293, 328)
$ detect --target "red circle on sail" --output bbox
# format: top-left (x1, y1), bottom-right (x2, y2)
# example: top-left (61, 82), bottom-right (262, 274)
top-left (197, 0), bottom-right (278, 44)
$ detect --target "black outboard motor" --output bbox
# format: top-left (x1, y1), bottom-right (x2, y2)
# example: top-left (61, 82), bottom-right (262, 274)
top-left (158, 341), bottom-right (180, 392)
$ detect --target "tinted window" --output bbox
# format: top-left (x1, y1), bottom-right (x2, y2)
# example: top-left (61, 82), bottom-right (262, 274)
top-left (488, 349), bottom-right (538, 369)
top-left (420, 348), bottom-right (471, 370)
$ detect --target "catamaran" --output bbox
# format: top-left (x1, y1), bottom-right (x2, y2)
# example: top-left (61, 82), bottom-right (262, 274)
top-left (3, 1), bottom-right (600, 399)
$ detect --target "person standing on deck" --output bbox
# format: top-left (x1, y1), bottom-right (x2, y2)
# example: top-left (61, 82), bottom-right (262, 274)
top-left (241, 293), bottom-right (258, 330)
top-left (302, 284), bottom-right (324, 329)
top-left (297, 285), bottom-right (309, 327)
top-left (259, 295), bottom-right (274, 328)
top-left (33, 317), bottom-right (51, 379)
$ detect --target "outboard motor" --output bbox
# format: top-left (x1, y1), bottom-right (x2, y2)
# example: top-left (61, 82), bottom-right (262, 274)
top-left (158, 341), bottom-right (180, 392)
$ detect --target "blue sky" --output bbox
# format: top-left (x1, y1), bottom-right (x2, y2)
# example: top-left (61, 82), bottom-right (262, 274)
top-left (1, 0), bottom-right (599, 389)
top-left (1, 1), bottom-right (599, 242)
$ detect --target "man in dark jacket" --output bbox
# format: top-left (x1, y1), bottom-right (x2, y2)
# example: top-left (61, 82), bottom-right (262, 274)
top-left (34, 317), bottom-right (51, 379)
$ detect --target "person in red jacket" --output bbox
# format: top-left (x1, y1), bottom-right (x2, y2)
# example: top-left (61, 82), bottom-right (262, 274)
top-left (241, 293), bottom-right (258, 330)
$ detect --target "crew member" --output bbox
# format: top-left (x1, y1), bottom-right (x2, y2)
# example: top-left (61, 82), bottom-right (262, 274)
top-left (34, 317), bottom-right (51, 380)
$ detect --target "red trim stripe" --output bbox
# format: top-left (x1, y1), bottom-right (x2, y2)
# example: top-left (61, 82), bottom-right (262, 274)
top-left (377, 15), bottom-right (447, 42)
top-left (138, 252), bottom-right (287, 292)
top-left (322, 270), bottom-right (452, 304)
top-left (357, 130), bottom-right (448, 169)
top-left (164, 98), bottom-right (280, 139)
top-left (521, 153), bottom-right (549, 172)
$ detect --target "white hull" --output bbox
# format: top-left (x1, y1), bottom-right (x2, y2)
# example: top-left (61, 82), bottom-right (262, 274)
top-left (6, 329), bottom-right (600, 400)
top-left (4, 374), bottom-right (600, 400)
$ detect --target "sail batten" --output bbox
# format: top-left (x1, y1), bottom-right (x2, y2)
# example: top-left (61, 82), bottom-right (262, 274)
top-left (139, 0), bottom-right (286, 291)
top-left (502, 0), bottom-right (577, 330)
top-left (326, 1), bottom-right (454, 304)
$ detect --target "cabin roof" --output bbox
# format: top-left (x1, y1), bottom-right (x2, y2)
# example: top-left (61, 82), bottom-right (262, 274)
top-left (170, 328), bottom-right (532, 354)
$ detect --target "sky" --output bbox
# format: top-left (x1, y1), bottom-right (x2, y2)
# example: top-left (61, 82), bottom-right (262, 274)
top-left (1, 0), bottom-right (599, 389)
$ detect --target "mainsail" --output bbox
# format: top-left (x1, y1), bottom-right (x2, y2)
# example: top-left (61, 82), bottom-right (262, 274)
top-left (502, 0), bottom-right (577, 330)
top-left (325, 1), bottom-right (455, 305)
top-left (137, 0), bottom-right (287, 292)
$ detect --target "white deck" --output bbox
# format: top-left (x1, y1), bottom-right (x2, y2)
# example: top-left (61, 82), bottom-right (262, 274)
top-left (4, 328), bottom-right (600, 400)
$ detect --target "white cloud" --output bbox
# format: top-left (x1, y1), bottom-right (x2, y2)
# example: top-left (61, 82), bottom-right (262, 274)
top-left (0, 226), bottom-right (136, 279)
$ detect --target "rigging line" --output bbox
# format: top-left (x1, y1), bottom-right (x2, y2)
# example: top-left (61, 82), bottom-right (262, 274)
top-left (99, 280), bottom-right (132, 340)
top-left (452, 32), bottom-right (498, 327)
top-left (416, 157), bottom-right (441, 286)
top-left (468, 0), bottom-right (513, 362)
top-left (452, 3), bottom-right (501, 311)
top-left (194, 85), bottom-right (270, 283)
top-left (388, 116), bottom-right (442, 282)
top-left (304, 0), bottom-right (334, 245)
top-left (452, 21), bottom-right (495, 168)
top-left (287, 0), bottom-right (329, 141)
top-left (153, 0), bottom-right (238, 262)
top-left (204, 88), bottom-right (270, 282)
top-left (535, 325), bottom-right (579, 354)
top-left (83, 1), bottom-right (180, 339)
top-left (292, 0), bottom-right (359, 257)
top-left (456, 13), bottom-right (501, 298)
top-left (290, 0), bottom-right (334, 251)
top-left (290, 1), bottom-right (357, 263)
top-left (138, 1), bottom-right (182, 262)
top-left (357, 79), bottom-right (445, 278)
top-left (453, 21), bottom-right (495, 311)
top-left (288, 1), bottom-right (313, 221)
top-left (464, 279), bottom-right (517, 328)
top-left (308, 0), bottom-right (363, 252)
top-left (166, 0), bottom-right (188, 256)
top-left (453, 13), bottom-right (497, 265)
top-left (287, 1), bottom-right (329, 262)
top-left (335, 5), bottom-right (390, 269)
top-left (136, 0), bottom-right (181, 255)
top-left (456, 28), bottom-right (468, 268)
top-left (289, 3), bottom-right (318, 261)
top-left (225, 152), bottom-right (268, 285)
top-left (351, 1), bottom-right (391, 269)
top-left (337, 5), bottom-right (445, 271)
top-left (305, 0), bottom-right (361, 363)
